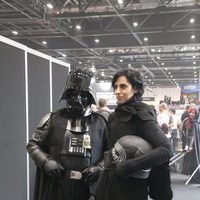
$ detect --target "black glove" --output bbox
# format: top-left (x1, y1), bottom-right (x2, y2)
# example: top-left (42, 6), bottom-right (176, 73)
top-left (43, 158), bottom-right (65, 177)
top-left (104, 151), bottom-right (116, 169)
top-left (115, 162), bottom-right (128, 178)
top-left (82, 165), bottom-right (103, 185)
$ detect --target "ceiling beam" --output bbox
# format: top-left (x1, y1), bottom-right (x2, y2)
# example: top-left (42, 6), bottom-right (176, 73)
top-left (45, 5), bottom-right (200, 20)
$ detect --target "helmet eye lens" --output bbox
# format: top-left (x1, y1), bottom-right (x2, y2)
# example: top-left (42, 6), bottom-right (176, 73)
top-left (66, 89), bottom-right (90, 107)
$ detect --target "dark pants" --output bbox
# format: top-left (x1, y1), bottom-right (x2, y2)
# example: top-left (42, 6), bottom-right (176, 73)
top-left (171, 129), bottom-right (177, 154)
top-left (39, 176), bottom-right (90, 200)
top-left (181, 131), bottom-right (186, 150)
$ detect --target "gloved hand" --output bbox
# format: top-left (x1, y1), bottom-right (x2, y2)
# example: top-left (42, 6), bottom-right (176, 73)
top-left (104, 151), bottom-right (116, 169)
top-left (115, 162), bottom-right (128, 179)
top-left (43, 158), bottom-right (65, 177)
top-left (82, 165), bottom-right (103, 185)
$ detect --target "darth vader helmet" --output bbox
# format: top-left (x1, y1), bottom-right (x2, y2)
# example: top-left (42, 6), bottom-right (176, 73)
top-left (59, 68), bottom-right (96, 118)
top-left (111, 135), bottom-right (153, 179)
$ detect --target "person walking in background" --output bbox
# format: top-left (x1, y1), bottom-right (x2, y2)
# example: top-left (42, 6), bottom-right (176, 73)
top-left (26, 68), bottom-right (108, 200)
top-left (157, 102), bottom-right (170, 127)
top-left (181, 107), bottom-right (197, 152)
top-left (157, 102), bottom-right (174, 140)
top-left (181, 108), bottom-right (200, 184)
top-left (170, 108), bottom-right (181, 154)
top-left (181, 105), bottom-right (191, 122)
top-left (95, 69), bottom-right (173, 200)
top-left (157, 103), bottom-right (174, 130)
top-left (97, 98), bottom-right (110, 120)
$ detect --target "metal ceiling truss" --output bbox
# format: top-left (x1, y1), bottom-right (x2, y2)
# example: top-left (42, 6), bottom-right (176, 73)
top-left (0, 0), bottom-right (200, 87)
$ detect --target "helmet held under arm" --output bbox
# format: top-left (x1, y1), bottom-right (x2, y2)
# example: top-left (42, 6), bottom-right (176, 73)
top-left (111, 135), bottom-right (153, 179)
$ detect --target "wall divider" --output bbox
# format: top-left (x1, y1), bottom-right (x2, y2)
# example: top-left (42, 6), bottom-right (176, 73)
top-left (0, 35), bottom-right (70, 200)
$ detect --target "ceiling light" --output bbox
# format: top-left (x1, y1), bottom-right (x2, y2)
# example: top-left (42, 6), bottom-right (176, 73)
top-left (78, 61), bottom-right (82, 64)
top-left (164, 68), bottom-right (168, 70)
top-left (193, 61), bottom-right (196, 64)
top-left (47, 3), bottom-right (53, 9)
top-left (191, 34), bottom-right (195, 39)
top-left (76, 25), bottom-right (81, 30)
top-left (193, 67), bottom-right (196, 69)
top-left (157, 56), bottom-right (160, 59)
top-left (12, 30), bottom-right (18, 35)
top-left (161, 62), bottom-right (165, 65)
top-left (95, 38), bottom-right (99, 43)
top-left (193, 55), bottom-right (196, 58)
top-left (42, 41), bottom-right (47, 45)
top-left (109, 49), bottom-right (114, 53)
top-left (58, 52), bottom-right (66, 57)
top-left (118, 0), bottom-right (123, 4)
top-left (133, 22), bottom-right (138, 27)
top-left (144, 37), bottom-right (148, 42)
top-left (91, 66), bottom-right (96, 73)
top-left (190, 18), bottom-right (195, 23)
top-left (182, 46), bottom-right (188, 51)
top-left (120, 59), bottom-right (123, 62)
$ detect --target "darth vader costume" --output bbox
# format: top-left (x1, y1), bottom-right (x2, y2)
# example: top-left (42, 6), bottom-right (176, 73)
top-left (27, 68), bottom-right (108, 200)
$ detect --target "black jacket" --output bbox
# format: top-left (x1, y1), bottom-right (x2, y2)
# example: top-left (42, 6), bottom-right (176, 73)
top-left (27, 108), bottom-right (108, 200)
top-left (96, 98), bottom-right (173, 200)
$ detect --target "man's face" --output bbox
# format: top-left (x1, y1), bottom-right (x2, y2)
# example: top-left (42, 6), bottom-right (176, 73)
top-left (113, 76), bottom-right (138, 104)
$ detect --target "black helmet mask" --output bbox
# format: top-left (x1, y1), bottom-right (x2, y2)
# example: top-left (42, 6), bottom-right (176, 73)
top-left (59, 68), bottom-right (96, 118)
top-left (111, 135), bottom-right (153, 179)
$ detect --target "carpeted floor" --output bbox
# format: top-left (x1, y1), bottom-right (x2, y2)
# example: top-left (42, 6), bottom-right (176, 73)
top-left (170, 172), bottom-right (200, 200)
top-left (148, 172), bottom-right (200, 200)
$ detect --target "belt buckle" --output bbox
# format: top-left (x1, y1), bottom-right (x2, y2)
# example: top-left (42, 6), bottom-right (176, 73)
top-left (70, 170), bottom-right (82, 180)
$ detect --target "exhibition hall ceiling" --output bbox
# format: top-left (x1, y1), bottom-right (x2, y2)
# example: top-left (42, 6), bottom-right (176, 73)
top-left (0, 0), bottom-right (200, 88)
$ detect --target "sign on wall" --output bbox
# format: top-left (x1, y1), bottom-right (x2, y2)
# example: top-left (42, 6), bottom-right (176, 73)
top-left (96, 92), bottom-right (116, 105)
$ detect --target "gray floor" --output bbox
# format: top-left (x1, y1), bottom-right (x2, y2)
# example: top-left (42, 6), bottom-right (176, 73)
top-left (170, 172), bottom-right (200, 200)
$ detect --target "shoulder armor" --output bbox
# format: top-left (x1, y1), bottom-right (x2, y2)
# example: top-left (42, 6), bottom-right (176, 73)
top-left (37, 113), bottom-right (51, 128)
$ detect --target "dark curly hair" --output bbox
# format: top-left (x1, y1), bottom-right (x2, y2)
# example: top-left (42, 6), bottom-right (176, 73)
top-left (111, 69), bottom-right (144, 101)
